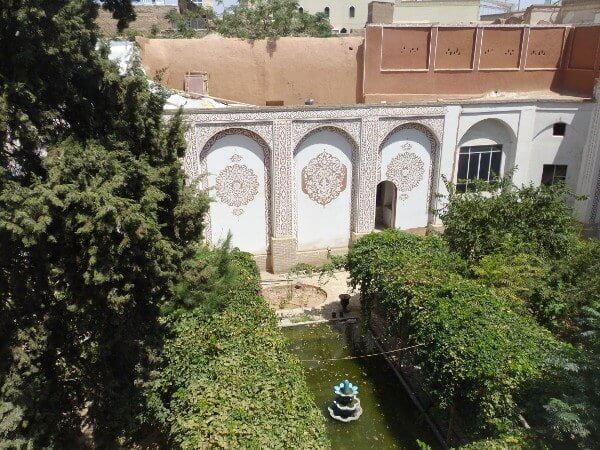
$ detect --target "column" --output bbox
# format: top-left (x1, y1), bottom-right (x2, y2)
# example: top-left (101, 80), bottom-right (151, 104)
top-left (435, 105), bottom-right (461, 225)
top-left (512, 105), bottom-right (536, 187)
top-left (351, 116), bottom-right (379, 242)
top-left (270, 119), bottom-right (297, 273)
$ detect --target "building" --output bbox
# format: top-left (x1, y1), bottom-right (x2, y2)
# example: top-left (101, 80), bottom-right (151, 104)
top-left (139, 22), bottom-right (600, 272)
top-left (393, 0), bottom-right (479, 24)
top-left (481, 0), bottom-right (600, 25)
top-left (297, 0), bottom-right (480, 33)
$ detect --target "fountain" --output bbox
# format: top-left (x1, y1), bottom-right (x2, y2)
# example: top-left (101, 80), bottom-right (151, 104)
top-left (328, 379), bottom-right (363, 422)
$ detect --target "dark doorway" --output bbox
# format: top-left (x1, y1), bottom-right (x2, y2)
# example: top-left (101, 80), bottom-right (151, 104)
top-left (375, 181), bottom-right (397, 230)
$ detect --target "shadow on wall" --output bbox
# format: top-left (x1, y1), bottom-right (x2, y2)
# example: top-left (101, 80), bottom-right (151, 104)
top-left (355, 41), bottom-right (365, 104)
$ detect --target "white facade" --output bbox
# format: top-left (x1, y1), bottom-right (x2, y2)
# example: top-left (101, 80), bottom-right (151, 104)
top-left (180, 98), bottom-right (597, 272)
top-left (393, 0), bottom-right (480, 24)
top-left (298, 0), bottom-right (370, 32)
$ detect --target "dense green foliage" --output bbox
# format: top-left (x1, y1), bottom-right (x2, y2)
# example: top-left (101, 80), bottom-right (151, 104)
top-left (218, 0), bottom-right (332, 39)
top-left (439, 179), bottom-right (599, 447)
top-left (145, 246), bottom-right (329, 449)
top-left (348, 180), bottom-right (598, 448)
top-left (439, 177), bottom-right (580, 262)
top-left (347, 231), bottom-right (560, 439)
top-left (164, 5), bottom-right (218, 38)
top-left (150, 0), bottom-right (332, 40)
top-left (0, 1), bottom-right (208, 446)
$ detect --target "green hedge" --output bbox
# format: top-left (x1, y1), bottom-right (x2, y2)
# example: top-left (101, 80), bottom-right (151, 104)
top-left (145, 249), bottom-right (329, 449)
top-left (347, 230), bottom-right (560, 435)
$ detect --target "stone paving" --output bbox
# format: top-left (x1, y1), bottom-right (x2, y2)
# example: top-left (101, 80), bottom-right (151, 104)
top-left (260, 270), bottom-right (361, 326)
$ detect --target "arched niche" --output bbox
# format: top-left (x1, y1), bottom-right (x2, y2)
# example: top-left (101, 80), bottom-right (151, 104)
top-left (201, 129), bottom-right (271, 255)
top-left (456, 119), bottom-right (516, 190)
top-left (294, 127), bottom-right (356, 251)
top-left (379, 124), bottom-right (438, 230)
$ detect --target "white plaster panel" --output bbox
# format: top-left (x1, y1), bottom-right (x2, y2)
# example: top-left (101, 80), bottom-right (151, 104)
top-left (456, 117), bottom-right (517, 180)
top-left (530, 107), bottom-right (592, 191)
top-left (380, 128), bottom-right (433, 229)
top-left (294, 130), bottom-right (353, 251)
top-left (205, 134), bottom-right (268, 254)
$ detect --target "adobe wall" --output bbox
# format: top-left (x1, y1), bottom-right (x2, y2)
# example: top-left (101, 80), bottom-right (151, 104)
top-left (363, 24), bottom-right (591, 103)
top-left (559, 26), bottom-right (600, 96)
top-left (137, 35), bottom-right (363, 106)
top-left (363, 24), bottom-right (600, 102)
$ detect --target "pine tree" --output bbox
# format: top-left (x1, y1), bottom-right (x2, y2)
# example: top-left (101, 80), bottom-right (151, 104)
top-left (0, 1), bottom-right (207, 445)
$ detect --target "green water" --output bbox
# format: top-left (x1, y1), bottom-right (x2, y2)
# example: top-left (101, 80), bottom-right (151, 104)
top-left (283, 320), bottom-right (439, 450)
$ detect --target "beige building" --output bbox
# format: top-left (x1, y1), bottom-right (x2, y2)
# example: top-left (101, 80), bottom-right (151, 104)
top-left (298, 0), bottom-right (370, 33)
top-left (481, 0), bottom-right (600, 25)
top-left (393, 0), bottom-right (479, 24)
top-left (298, 0), bottom-right (480, 33)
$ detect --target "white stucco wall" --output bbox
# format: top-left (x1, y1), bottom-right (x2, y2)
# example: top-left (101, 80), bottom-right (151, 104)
top-left (530, 105), bottom-right (593, 191)
top-left (205, 134), bottom-right (269, 254)
top-left (380, 128), bottom-right (433, 229)
top-left (294, 130), bottom-right (354, 251)
top-left (456, 107), bottom-right (522, 184)
top-left (393, 0), bottom-right (480, 24)
top-left (183, 99), bottom-right (596, 269)
top-left (297, 0), bottom-right (370, 32)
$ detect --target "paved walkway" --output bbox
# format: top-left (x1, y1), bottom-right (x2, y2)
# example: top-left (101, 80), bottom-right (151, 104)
top-left (260, 270), bottom-right (361, 326)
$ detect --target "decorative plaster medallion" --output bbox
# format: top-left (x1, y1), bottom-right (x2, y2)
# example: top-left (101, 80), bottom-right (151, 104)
top-left (386, 152), bottom-right (425, 193)
top-left (230, 154), bottom-right (243, 163)
top-left (402, 142), bottom-right (413, 151)
top-left (215, 164), bottom-right (259, 211)
top-left (302, 151), bottom-right (347, 206)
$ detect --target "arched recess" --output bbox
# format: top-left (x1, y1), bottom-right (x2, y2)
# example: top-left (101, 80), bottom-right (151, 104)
top-left (200, 128), bottom-right (271, 255)
top-left (456, 118), bottom-right (516, 191)
top-left (294, 126), bottom-right (357, 251)
top-left (379, 124), bottom-right (439, 230)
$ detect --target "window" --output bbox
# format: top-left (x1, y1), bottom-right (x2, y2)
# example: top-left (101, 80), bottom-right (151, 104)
top-left (298, 6), bottom-right (303, 13)
top-left (324, 6), bottom-right (330, 17)
top-left (456, 145), bottom-right (502, 192)
top-left (553, 122), bottom-right (566, 136)
top-left (349, 6), bottom-right (355, 18)
top-left (541, 164), bottom-right (567, 186)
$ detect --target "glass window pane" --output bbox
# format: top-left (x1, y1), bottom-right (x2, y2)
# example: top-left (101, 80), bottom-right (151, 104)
top-left (490, 151), bottom-right (502, 179)
top-left (555, 165), bottom-right (567, 179)
top-left (541, 165), bottom-right (554, 185)
top-left (479, 152), bottom-right (491, 181)
top-left (468, 153), bottom-right (479, 180)
top-left (457, 153), bottom-right (469, 180)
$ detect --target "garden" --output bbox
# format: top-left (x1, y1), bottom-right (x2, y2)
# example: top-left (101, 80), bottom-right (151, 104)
top-left (346, 178), bottom-right (599, 448)
top-left (1, 1), bottom-right (598, 448)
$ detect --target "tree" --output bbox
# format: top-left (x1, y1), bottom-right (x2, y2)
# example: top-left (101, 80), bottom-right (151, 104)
top-left (0, 1), bottom-right (207, 446)
top-left (218, 0), bottom-right (332, 39)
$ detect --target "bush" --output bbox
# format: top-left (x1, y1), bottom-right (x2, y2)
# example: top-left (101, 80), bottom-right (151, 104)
top-left (347, 230), bottom-right (561, 436)
top-left (439, 178), bottom-right (580, 262)
top-left (144, 248), bottom-right (329, 449)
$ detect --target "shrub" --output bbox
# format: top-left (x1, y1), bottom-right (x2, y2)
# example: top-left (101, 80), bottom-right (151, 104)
top-left (144, 249), bottom-right (329, 449)
top-left (347, 230), bottom-right (561, 436)
top-left (439, 178), bottom-right (580, 262)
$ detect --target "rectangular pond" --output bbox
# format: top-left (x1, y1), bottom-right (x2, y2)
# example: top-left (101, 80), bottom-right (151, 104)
top-left (283, 320), bottom-right (440, 450)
